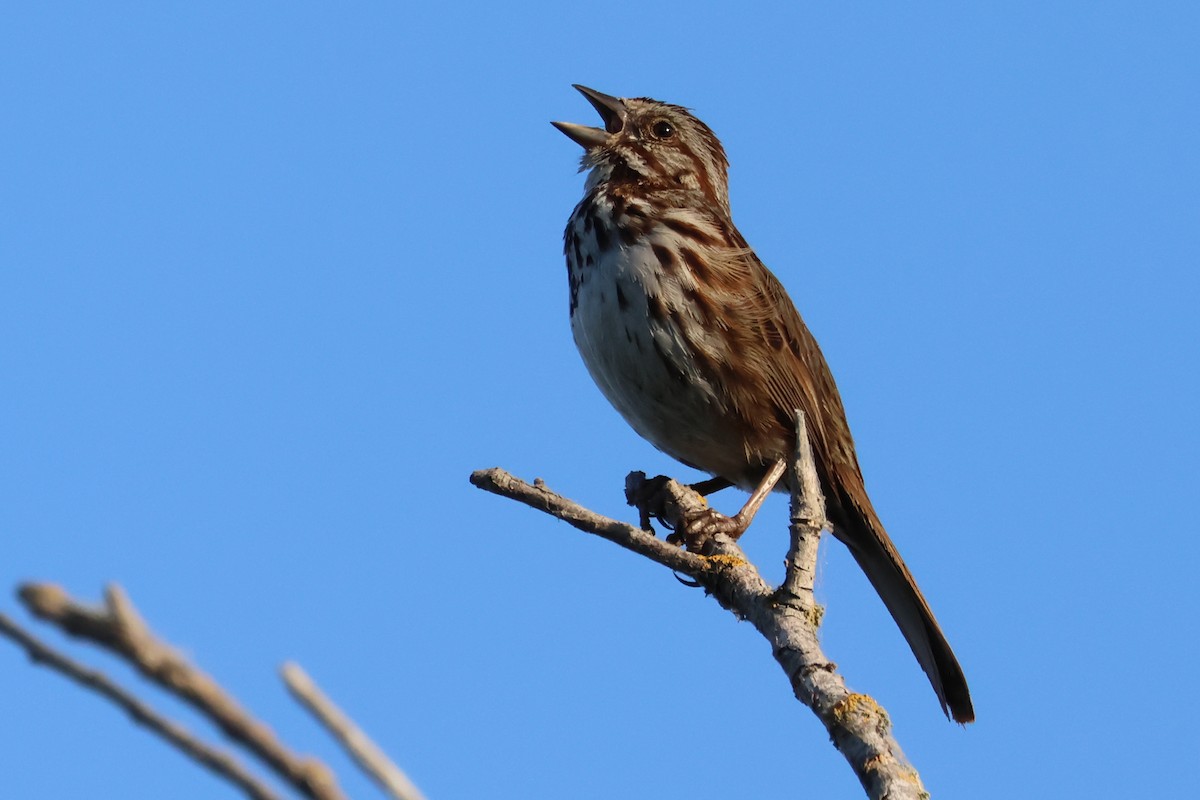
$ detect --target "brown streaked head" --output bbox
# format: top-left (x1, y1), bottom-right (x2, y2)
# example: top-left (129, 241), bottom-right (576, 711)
top-left (552, 84), bottom-right (731, 213)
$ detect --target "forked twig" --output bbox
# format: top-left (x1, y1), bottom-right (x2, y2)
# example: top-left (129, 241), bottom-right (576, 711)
top-left (0, 612), bottom-right (280, 800)
top-left (15, 583), bottom-right (345, 800)
top-left (470, 410), bottom-right (927, 800)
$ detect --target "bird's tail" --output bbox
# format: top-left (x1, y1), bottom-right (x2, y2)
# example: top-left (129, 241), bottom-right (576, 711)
top-left (833, 493), bottom-right (975, 723)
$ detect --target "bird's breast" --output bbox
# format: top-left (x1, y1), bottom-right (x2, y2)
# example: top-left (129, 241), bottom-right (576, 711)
top-left (564, 196), bottom-right (762, 483)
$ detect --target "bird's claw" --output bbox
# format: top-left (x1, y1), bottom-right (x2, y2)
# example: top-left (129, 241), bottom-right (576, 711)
top-left (667, 507), bottom-right (744, 551)
top-left (625, 472), bottom-right (674, 533)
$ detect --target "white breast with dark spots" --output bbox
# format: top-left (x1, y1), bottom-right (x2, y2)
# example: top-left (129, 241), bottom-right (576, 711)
top-left (565, 195), bottom-right (750, 478)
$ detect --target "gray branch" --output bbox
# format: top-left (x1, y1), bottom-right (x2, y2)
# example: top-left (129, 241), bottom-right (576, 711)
top-left (0, 612), bottom-right (281, 800)
top-left (15, 582), bottom-right (346, 800)
top-left (470, 411), bottom-right (928, 800)
top-left (780, 409), bottom-right (826, 608)
top-left (283, 662), bottom-right (427, 800)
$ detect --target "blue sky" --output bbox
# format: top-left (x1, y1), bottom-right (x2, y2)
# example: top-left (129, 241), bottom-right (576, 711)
top-left (2, 3), bottom-right (1197, 798)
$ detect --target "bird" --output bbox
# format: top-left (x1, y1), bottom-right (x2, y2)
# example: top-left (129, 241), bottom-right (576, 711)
top-left (552, 84), bottom-right (974, 723)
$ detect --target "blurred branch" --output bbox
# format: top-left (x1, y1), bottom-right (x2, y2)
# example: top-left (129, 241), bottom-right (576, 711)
top-left (283, 662), bottom-right (427, 800)
top-left (470, 411), bottom-right (928, 800)
top-left (15, 582), bottom-right (345, 800)
top-left (0, 612), bottom-right (280, 800)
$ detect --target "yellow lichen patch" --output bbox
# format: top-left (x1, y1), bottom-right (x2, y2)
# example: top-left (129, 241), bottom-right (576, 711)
top-left (811, 603), bottom-right (826, 627)
top-left (861, 756), bottom-right (925, 795)
top-left (833, 692), bottom-right (885, 724)
top-left (704, 553), bottom-right (748, 569)
top-left (792, 602), bottom-right (825, 628)
top-left (770, 593), bottom-right (825, 628)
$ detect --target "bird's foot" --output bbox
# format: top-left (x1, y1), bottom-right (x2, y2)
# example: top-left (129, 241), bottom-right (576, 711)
top-left (626, 470), bottom-right (745, 552)
top-left (666, 507), bottom-right (747, 551)
top-left (625, 472), bottom-right (677, 533)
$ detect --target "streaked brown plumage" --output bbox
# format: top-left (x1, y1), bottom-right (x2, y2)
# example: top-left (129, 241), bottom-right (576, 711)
top-left (553, 85), bottom-right (973, 723)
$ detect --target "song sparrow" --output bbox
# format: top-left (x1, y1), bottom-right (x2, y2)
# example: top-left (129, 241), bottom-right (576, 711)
top-left (553, 85), bottom-right (974, 723)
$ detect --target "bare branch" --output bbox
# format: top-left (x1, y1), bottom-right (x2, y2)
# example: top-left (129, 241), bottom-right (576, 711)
top-left (283, 662), bottom-right (427, 800)
top-left (780, 409), bottom-right (828, 608)
top-left (18, 583), bottom-right (345, 800)
top-left (470, 411), bottom-right (929, 799)
top-left (0, 613), bottom-right (281, 800)
top-left (469, 468), bottom-right (707, 575)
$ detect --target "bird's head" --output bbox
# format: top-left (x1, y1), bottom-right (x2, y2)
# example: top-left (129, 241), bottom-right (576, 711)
top-left (553, 85), bottom-right (730, 213)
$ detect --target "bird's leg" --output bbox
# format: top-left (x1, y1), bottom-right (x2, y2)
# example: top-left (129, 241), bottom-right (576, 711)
top-left (678, 458), bottom-right (787, 546)
top-left (729, 458), bottom-right (788, 534)
top-left (689, 476), bottom-right (734, 496)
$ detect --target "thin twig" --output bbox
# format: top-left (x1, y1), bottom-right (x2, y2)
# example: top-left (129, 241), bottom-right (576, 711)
top-left (470, 411), bottom-right (928, 799)
top-left (283, 662), bottom-right (427, 800)
top-left (18, 583), bottom-right (345, 800)
top-left (780, 409), bottom-right (828, 606)
top-left (468, 469), bottom-right (707, 575)
top-left (0, 613), bottom-right (281, 800)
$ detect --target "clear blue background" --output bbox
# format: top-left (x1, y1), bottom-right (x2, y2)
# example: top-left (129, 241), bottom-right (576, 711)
top-left (3, 3), bottom-right (1197, 798)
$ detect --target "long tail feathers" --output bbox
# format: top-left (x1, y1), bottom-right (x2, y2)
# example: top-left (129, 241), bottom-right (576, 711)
top-left (835, 500), bottom-right (975, 724)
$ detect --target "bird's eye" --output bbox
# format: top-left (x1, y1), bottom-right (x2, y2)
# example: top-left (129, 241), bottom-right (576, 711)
top-left (650, 120), bottom-right (675, 139)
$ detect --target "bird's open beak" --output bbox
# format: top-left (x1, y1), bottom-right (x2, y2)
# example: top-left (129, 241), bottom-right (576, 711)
top-left (552, 84), bottom-right (626, 149)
